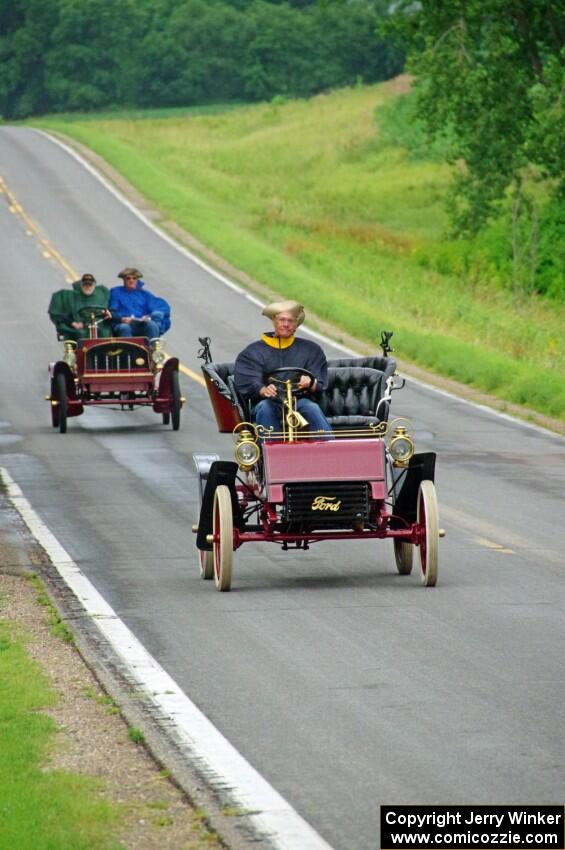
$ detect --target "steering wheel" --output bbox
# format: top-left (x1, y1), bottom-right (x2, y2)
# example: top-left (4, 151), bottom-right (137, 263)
top-left (266, 367), bottom-right (316, 396)
top-left (77, 306), bottom-right (109, 324)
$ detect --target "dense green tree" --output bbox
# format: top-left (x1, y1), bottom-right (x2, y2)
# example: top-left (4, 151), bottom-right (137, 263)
top-left (135, 0), bottom-right (246, 106)
top-left (0, 0), bottom-right (57, 117)
top-left (310, 0), bottom-right (403, 88)
top-left (241, 0), bottom-right (402, 101)
top-left (0, 0), bottom-right (403, 117)
top-left (389, 0), bottom-right (564, 235)
top-left (242, 1), bottom-right (322, 100)
top-left (44, 0), bottom-right (138, 111)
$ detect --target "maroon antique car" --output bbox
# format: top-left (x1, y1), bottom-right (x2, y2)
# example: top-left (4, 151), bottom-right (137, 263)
top-left (193, 341), bottom-right (443, 591)
top-left (47, 308), bottom-right (183, 432)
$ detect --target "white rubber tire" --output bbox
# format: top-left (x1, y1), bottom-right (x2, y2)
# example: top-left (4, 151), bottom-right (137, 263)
top-left (417, 480), bottom-right (439, 587)
top-left (394, 539), bottom-right (414, 575)
top-left (213, 485), bottom-right (234, 592)
top-left (199, 549), bottom-right (214, 580)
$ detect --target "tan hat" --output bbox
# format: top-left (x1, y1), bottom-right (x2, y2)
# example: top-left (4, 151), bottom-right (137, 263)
top-left (262, 300), bottom-right (305, 327)
top-left (118, 267), bottom-right (142, 279)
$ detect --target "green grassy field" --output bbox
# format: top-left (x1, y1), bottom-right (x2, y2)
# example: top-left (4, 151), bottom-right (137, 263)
top-left (0, 620), bottom-right (123, 850)
top-left (33, 78), bottom-right (565, 420)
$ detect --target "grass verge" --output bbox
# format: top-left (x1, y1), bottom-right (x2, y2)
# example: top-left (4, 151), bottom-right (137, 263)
top-left (31, 78), bottom-right (565, 420)
top-left (0, 618), bottom-right (124, 850)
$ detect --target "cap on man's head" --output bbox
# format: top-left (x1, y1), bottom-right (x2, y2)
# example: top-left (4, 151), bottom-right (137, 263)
top-left (81, 273), bottom-right (96, 284)
top-left (262, 300), bottom-right (305, 327)
top-left (118, 267), bottom-right (142, 280)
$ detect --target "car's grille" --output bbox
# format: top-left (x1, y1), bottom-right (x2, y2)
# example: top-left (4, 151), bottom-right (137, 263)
top-left (84, 343), bottom-right (150, 372)
top-left (283, 481), bottom-right (370, 529)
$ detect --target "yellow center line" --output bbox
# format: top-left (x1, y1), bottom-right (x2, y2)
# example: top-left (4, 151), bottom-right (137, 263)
top-left (0, 175), bottom-right (76, 281)
top-left (172, 359), bottom-right (206, 387)
top-left (1, 174), bottom-right (205, 388)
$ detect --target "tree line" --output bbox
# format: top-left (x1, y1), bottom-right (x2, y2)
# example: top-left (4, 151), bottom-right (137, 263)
top-left (388, 0), bottom-right (564, 297)
top-left (0, 0), bottom-right (403, 119)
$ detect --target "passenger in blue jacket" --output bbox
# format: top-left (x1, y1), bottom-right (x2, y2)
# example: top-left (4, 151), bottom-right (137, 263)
top-left (109, 267), bottom-right (171, 338)
top-left (234, 300), bottom-right (332, 436)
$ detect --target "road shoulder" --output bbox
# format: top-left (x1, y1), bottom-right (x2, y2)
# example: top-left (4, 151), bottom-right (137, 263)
top-left (0, 485), bottom-right (242, 850)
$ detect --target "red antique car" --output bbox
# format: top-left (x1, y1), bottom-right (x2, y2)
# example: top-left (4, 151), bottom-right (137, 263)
top-left (193, 340), bottom-right (443, 591)
top-left (47, 307), bottom-right (183, 432)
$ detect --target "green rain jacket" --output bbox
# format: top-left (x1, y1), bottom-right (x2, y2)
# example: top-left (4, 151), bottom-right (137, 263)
top-left (48, 281), bottom-right (112, 340)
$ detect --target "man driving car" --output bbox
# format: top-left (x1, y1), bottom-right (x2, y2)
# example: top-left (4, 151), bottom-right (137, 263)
top-left (234, 300), bottom-right (332, 435)
top-left (48, 273), bottom-right (112, 340)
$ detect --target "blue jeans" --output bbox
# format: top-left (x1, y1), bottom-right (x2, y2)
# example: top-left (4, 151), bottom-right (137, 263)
top-left (114, 311), bottom-right (164, 338)
top-left (254, 397), bottom-right (333, 437)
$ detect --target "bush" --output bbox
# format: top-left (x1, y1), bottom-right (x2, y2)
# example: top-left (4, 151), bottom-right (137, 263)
top-left (376, 91), bottom-right (455, 162)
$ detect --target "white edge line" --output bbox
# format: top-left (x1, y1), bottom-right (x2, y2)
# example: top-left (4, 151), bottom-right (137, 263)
top-left (1, 466), bottom-right (335, 850)
top-left (34, 129), bottom-right (562, 441)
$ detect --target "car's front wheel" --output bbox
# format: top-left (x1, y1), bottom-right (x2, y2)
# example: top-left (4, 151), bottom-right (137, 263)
top-left (51, 384), bottom-right (60, 428)
top-left (213, 485), bottom-right (233, 591)
top-left (417, 480), bottom-right (439, 586)
top-left (171, 370), bottom-right (181, 431)
top-left (55, 373), bottom-right (68, 434)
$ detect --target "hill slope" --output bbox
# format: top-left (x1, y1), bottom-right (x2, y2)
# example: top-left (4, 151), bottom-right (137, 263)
top-left (33, 78), bottom-right (565, 420)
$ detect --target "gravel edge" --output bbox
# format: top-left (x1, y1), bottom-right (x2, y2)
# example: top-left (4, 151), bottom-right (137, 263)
top-left (0, 485), bottom-right (270, 850)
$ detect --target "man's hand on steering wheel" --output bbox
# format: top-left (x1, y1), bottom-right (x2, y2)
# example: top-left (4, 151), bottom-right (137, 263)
top-left (297, 374), bottom-right (316, 391)
top-left (77, 306), bottom-right (111, 324)
top-left (259, 383), bottom-right (278, 399)
top-left (263, 367), bottom-right (317, 399)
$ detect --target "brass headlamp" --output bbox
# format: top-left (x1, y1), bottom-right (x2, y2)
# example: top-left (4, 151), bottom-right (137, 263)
top-left (387, 418), bottom-right (415, 466)
top-left (389, 423), bottom-right (415, 466)
top-left (151, 339), bottom-right (166, 369)
top-left (233, 422), bottom-right (260, 470)
top-left (63, 340), bottom-right (77, 370)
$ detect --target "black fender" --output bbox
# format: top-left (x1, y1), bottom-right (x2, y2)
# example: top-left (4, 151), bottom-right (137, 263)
top-left (196, 461), bottom-right (243, 551)
top-left (157, 357), bottom-right (179, 397)
top-left (52, 361), bottom-right (78, 400)
top-left (390, 452), bottom-right (436, 527)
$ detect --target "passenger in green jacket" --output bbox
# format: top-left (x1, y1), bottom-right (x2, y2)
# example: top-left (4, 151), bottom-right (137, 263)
top-left (48, 273), bottom-right (113, 340)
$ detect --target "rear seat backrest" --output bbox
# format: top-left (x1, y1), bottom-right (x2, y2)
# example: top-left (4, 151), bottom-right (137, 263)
top-left (327, 354), bottom-right (396, 381)
top-left (319, 367), bottom-right (383, 418)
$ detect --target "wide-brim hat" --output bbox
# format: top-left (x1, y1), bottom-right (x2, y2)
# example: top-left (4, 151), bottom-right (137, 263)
top-left (262, 300), bottom-right (305, 327)
top-left (118, 267), bottom-right (143, 279)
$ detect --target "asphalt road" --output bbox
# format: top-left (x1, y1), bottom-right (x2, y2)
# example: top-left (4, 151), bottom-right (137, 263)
top-left (1, 126), bottom-right (564, 850)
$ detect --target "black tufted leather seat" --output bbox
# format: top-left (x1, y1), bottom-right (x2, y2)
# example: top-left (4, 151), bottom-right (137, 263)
top-left (203, 354), bottom-right (395, 432)
top-left (327, 354), bottom-right (396, 380)
top-left (319, 367), bottom-right (386, 429)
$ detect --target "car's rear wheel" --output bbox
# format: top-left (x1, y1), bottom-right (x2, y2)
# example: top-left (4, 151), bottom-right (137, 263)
top-left (171, 370), bottom-right (181, 431)
top-left (394, 539), bottom-right (413, 575)
top-left (162, 412), bottom-right (170, 426)
top-left (199, 549), bottom-right (214, 580)
top-left (213, 485), bottom-right (233, 592)
top-left (196, 466), bottom-right (214, 580)
top-left (56, 373), bottom-right (67, 434)
top-left (417, 480), bottom-right (438, 586)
